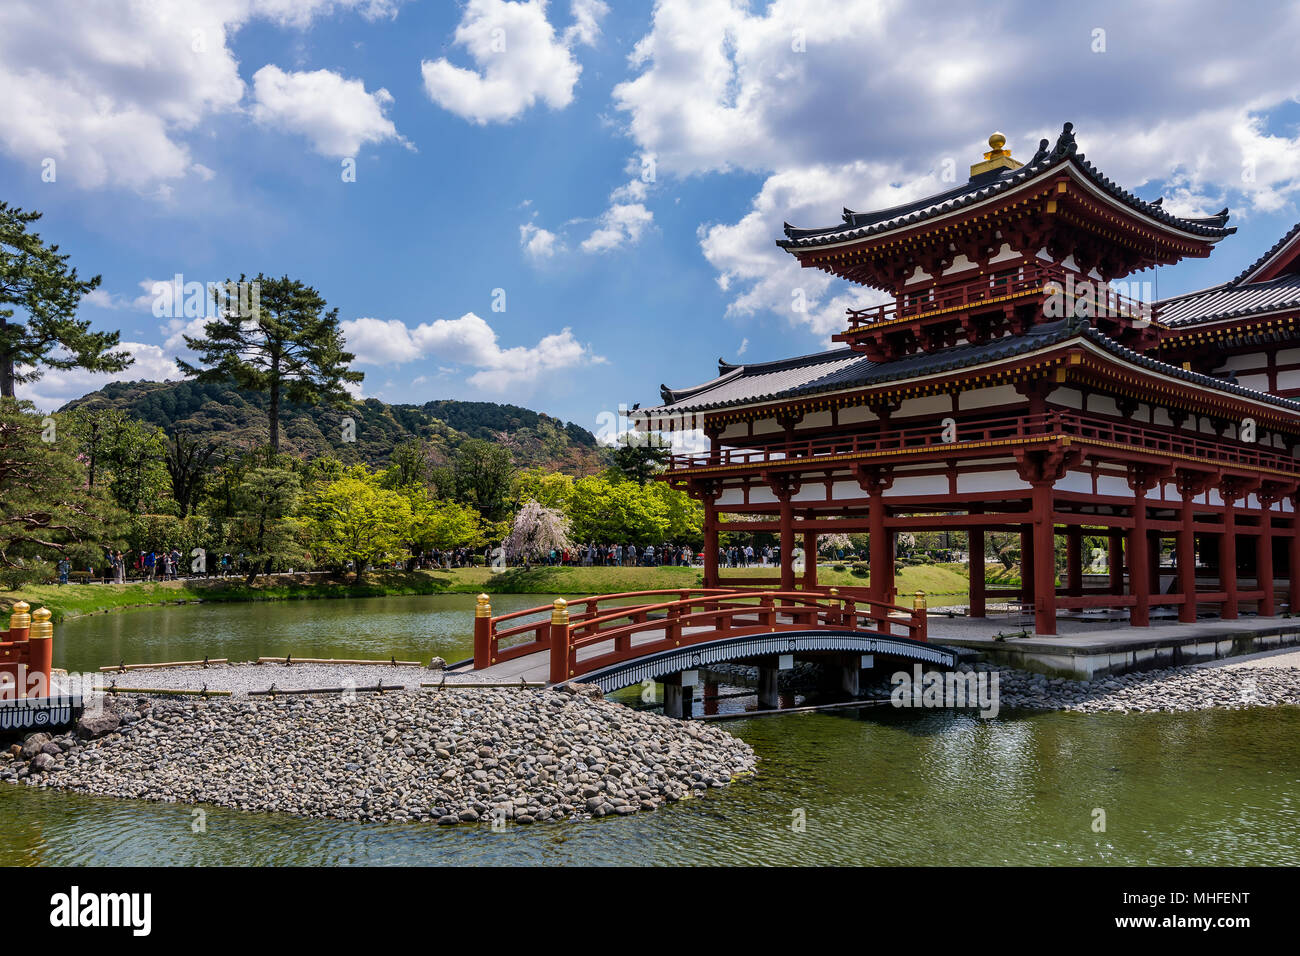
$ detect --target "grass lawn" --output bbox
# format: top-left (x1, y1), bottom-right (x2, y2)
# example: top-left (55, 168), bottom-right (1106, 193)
top-left (2, 561), bottom-right (986, 622)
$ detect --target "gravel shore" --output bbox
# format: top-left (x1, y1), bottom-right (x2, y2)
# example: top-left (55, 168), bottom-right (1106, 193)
top-left (962, 661), bottom-right (1300, 713)
top-left (1, 686), bottom-right (757, 825)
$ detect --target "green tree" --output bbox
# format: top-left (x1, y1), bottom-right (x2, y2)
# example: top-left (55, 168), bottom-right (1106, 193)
top-left (0, 202), bottom-right (131, 398)
top-left (512, 466), bottom-right (574, 511)
top-left (102, 416), bottom-right (169, 515)
top-left (567, 474), bottom-right (668, 544)
top-left (408, 489), bottom-right (482, 554)
top-left (61, 404), bottom-right (129, 489)
top-left (177, 274), bottom-right (363, 454)
top-left (610, 432), bottom-right (669, 485)
top-left (229, 467), bottom-right (306, 584)
top-left (304, 474), bottom-right (412, 580)
top-left (452, 438), bottom-right (514, 521)
top-left (648, 481), bottom-right (704, 545)
top-left (165, 432), bottom-right (217, 518)
top-left (0, 398), bottom-right (121, 569)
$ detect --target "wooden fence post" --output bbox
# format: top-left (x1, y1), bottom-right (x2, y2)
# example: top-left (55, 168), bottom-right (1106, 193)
top-left (473, 593), bottom-right (492, 668)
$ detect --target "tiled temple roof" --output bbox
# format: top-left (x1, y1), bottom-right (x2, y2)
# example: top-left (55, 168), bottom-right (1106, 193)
top-left (777, 123), bottom-right (1235, 250)
top-left (648, 319), bottom-right (1300, 416)
top-left (1157, 273), bottom-right (1300, 327)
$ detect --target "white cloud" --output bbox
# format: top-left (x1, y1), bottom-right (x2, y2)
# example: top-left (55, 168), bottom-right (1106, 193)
top-left (251, 65), bottom-right (408, 157)
top-left (0, 0), bottom-right (407, 190)
top-left (581, 199), bottom-right (653, 253)
top-left (16, 343), bottom-right (181, 412)
top-left (520, 221), bottom-right (563, 260)
top-left (420, 0), bottom-right (608, 124)
top-left (340, 312), bottom-right (602, 392)
top-left (564, 0), bottom-right (609, 46)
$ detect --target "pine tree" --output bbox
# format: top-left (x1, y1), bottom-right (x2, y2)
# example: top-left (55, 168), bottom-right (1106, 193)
top-left (0, 202), bottom-right (130, 397)
top-left (176, 274), bottom-right (363, 454)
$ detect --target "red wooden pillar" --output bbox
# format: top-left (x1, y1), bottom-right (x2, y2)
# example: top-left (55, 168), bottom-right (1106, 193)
top-left (968, 525), bottom-right (986, 618)
top-left (802, 530), bottom-right (818, 590)
top-left (868, 488), bottom-right (891, 604)
top-left (1178, 489), bottom-right (1198, 623)
top-left (1258, 498), bottom-right (1276, 617)
top-left (1129, 488), bottom-right (1151, 627)
top-left (1290, 500), bottom-right (1300, 614)
top-left (703, 497), bottom-right (719, 588)
top-left (1221, 491), bottom-right (1239, 620)
top-left (1065, 526), bottom-right (1083, 597)
top-left (1108, 530), bottom-right (1124, 595)
top-left (1031, 481), bottom-right (1057, 635)
top-left (779, 494), bottom-right (795, 591)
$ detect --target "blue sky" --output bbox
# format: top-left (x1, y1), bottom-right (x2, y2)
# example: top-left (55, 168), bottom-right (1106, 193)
top-left (5, 0), bottom-right (1300, 439)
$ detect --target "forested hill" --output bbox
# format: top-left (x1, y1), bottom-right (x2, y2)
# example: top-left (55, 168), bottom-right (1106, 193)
top-left (61, 380), bottom-right (610, 473)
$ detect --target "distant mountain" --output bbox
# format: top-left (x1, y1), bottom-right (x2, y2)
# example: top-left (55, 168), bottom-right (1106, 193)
top-left (61, 380), bottom-right (610, 473)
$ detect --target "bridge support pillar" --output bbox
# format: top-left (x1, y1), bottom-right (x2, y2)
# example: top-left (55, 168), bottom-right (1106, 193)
top-left (663, 671), bottom-right (697, 720)
top-left (839, 655), bottom-right (860, 697)
top-left (757, 664), bottom-right (780, 709)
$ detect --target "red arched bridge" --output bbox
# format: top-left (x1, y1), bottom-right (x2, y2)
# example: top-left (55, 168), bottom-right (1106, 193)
top-left (453, 588), bottom-right (956, 715)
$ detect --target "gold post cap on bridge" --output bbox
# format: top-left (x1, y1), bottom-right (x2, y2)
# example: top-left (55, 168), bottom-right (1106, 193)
top-left (9, 601), bottom-right (30, 630)
top-left (475, 593), bottom-right (492, 618)
top-left (29, 607), bottom-right (52, 640)
top-left (913, 589), bottom-right (927, 611)
top-left (551, 598), bottom-right (569, 625)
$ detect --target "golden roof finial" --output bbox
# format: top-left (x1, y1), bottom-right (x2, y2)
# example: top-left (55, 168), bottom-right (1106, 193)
top-left (971, 129), bottom-right (1022, 177)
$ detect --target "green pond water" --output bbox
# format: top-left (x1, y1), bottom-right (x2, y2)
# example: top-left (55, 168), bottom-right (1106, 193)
top-left (2, 593), bottom-right (1298, 866)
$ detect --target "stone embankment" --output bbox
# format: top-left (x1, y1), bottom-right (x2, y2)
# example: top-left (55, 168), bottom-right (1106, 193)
top-left (963, 661), bottom-right (1300, 713)
top-left (1, 684), bottom-right (756, 825)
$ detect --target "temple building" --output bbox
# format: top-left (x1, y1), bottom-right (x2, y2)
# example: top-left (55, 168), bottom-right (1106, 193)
top-left (635, 122), bottom-right (1300, 635)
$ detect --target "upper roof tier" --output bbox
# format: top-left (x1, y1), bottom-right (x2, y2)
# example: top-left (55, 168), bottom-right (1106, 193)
top-left (777, 123), bottom-right (1236, 291)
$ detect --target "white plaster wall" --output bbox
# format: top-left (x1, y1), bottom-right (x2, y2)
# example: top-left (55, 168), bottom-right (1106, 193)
top-left (898, 394), bottom-right (951, 418)
top-left (748, 486), bottom-right (778, 505)
top-left (965, 384), bottom-right (1023, 409)
top-left (1222, 354), bottom-right (1262, 372)
top-left (1095, 475), bottom-right (1132, 499)
top-left (839, 405), bottom-right (878, 425)
top-left (1276, 369), bottom-right (1300, 393)
top-left (1051, 388), bottom-right (1085, 410)
top-left (716, 488), bottom-right (746, 507)
top-left (957, 470), bottom-right (1031, 493)
top-left (792, 484), bottom-right (826, 503)
top-left (892, 475), bottom-right (952, 497)
top-left (802, 410), bottom-right (833, 429)
top-left (1237, 373), bottom-right (1270, 392)
top-left (831, 480), bottom-right (862, 500)
top-left (720, 422), bottom-right (748, 441)
top-left (1089, 395), bottom-right (1121, 417)
top-left (1055, 472), bottom-right (1094, 494)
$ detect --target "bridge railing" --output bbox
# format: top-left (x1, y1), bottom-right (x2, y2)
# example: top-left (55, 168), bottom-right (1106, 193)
top-left (471, 589), bottom-right (925, 683)
top-left (549, 589), bottom-right (925, 684)
top-left (473, 588), bottom-right (742, 669)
